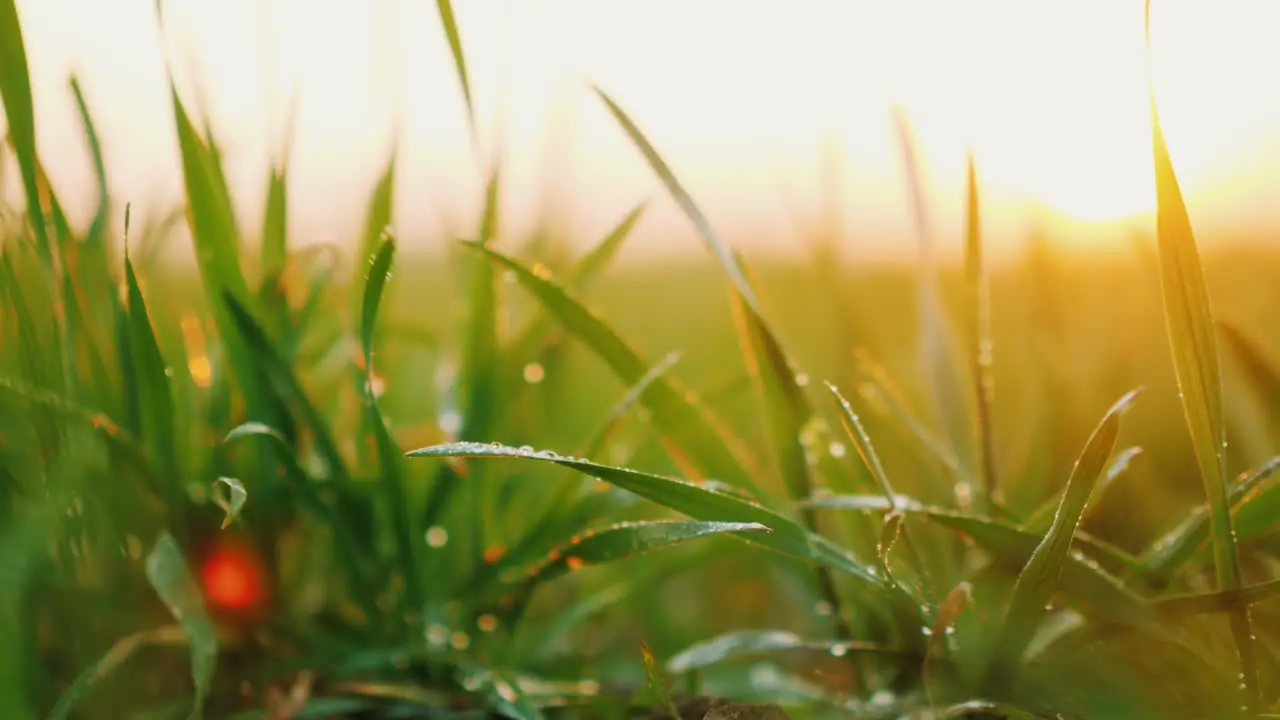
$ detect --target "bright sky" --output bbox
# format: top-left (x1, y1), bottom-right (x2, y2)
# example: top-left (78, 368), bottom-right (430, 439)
top-left (9, 0), bottom-right (1280, 262)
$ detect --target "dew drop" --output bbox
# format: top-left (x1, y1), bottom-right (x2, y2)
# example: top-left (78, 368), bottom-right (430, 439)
top-left (125, 535), bottom-right (143, 560)
top-left (921, 626), bottom-right (934, 637)
top-left (477, 613), bottom-right (498, 633)
top-left (829, 643), bottom-right (848, 657)
top-left (794, 372), bottom-right (810, 387)
top-left (566, 556), bottom-right (585, 571)
top-left (522, 362), bottom-right (545, 384)
top-left (828, 441), bottom-right (847, 459)
top-left (518, 445), bottom-right (534, 453)
top-left (426, 526), bottom-right (449, 548)
top-left (450, 631), bottom-right (471, 650)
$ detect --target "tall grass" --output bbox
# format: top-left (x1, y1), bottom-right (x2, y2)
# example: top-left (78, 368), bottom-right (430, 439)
top-left (3, 2), bottom-right (1280, 719)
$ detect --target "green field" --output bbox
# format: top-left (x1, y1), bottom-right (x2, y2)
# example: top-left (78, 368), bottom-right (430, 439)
top-left (5, 3), bottom-right (1280, 719)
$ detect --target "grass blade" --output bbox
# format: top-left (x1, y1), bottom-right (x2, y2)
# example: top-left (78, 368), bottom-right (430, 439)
top-left (211, 477), bottom-right (247, 529)
top-left (1146, 2), bottom-right (1256, 699)
top-left (145, 534), bottom-right (217, 720)
top-left (434, 0), bottom-right (476, 144)
top-left (641, 640), bottom-right (683, 720)
top-left (359, 236), bottom-right (420, 612)
top-left (125, 247), bottom-right (182, 516)
top-left (517, 520), bottom-right (768, 588)
top-left (983, 389), bottom-right (1139, 688)
top-left (260, 164), bottom-right (288, 288)
top-left (406, 442), bottom-right (887, 588)
top-left (1153, 578), bottom-right (1280, 617)
top-left (68, 75), bottom-right (109, 247)
top-left (467, 243), bottom-right (759, 494)
top-left (355, 153), bottom-right (396, 308)
top-left (45, 626), bottom-right (187, 720)
top-left (963, 154), bottom-right (1000, 504)
top-left (1022, 446), bottom-right (1143, 536)
top-left (0, 0), bottom-right (52, 261)
top-left (666, 629), bottom-right (911, 674)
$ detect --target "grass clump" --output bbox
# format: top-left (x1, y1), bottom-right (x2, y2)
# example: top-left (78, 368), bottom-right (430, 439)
top-left (4, 2), bottom-right (1280, 719)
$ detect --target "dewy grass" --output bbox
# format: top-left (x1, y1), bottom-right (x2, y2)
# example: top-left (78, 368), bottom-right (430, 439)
top-left (4, 3), bottom-right (1280, 719)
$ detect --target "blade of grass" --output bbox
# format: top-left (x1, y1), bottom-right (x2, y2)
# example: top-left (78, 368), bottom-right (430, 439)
top-left (68, 75), bottom-right (109, 247)
top-left (0, 0), bottom-right (52, 261)
top-left (354, 152), bottom-right (396, 310)
top-left (359, 235), bottom-right (420, 613)
top-left (1141, 456), bottom-right (1280, 579)
top-left (963, 154), bottom-right (1000, 505)
top-left (145, 533), bottom-right (217, 720)
top-left (1145, 1), bottom-right (1255, 700)
top-left (45, 626), bottom-right (188, 720)
top-left (211, 477), bottom-right (247, 530)
top-left (641, 641), bottom-right (683, 720)
top-left (406, 442), bottom-right (888, 588)
top-left (434, 0), bottom-right (476, 146)
top-left (666, 629), bottom-right (914, 675)
top-left (1153, 578), bottom-right (1280, 617)
top-left (515, 520), bottom-right (768, 588)
top-left (1022, 446), bottom-right (1143, 536)
top-left (467, 243), bottom-right (760, 494)
top-left (982, 389), bottom-right (1139, 690)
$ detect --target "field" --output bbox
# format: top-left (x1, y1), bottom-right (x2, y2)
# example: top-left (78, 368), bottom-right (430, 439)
top-left (5, 3), bottom-right (1280, 719)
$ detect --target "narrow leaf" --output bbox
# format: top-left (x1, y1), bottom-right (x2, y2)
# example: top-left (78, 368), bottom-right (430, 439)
top-left (641, 641), bottom-right (683, 720)
top-left (963, 154), bottom-right (1000, 503)
top-left (0, 0), bottom-right (51, 260)
top-left (983, 389), bottom-right (1139, 687)
top-left (667, 629), bottom-right (910, 674)
top-left (434, 0), bottom-right (476, 142)
top-left (145, 534), bottom-right (217, 720)
top-left (406, 442), bottom-right (886, 587)
top-left (211, 477), bottom-right (247, 530)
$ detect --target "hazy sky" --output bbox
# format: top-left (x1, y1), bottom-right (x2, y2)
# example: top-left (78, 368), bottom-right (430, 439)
top-left (9, 0), bottom-right (1280, 262)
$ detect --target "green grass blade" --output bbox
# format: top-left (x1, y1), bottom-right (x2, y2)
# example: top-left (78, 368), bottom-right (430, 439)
top-left (359, 236), bottom-right (420, 612)
top-left (983, 389), bottom-right (1139, 687)
top-left (354, 153), bottom-right (396, 307)
top-left (145, 533), bottom-right (217, 720)
top-left (937, 700), bottom-right (1048, 720)
top-left (0, 0), bottom-right (51, 261)
top-left (1153, 578), bottom-right (1280, 617)
top-left (45, 626), bottom-right (187, 720)
top-left (666, 629), bottom-right (912, 674)
top-left (211, 477), bottom-right (247, 530)
top-left (406, 442), bottom-right (886, 587)
top-left (640, 640), bottom-right (683, 720)
top-left (125, 248), bottom-right (182, 513)
top-left (1142, 456), bottom-right (1280, 578)
top-left (467, 243), bottom-right (759, 493)
top-left (69, 75), bottom-right (109, 247)
top-left (460, 165), bottom-right (501, 442)
top-left (594, 87), bottom-right (761, 316)
top-left (517, 520), bottom-right (767, 588)
top-left (222, 293), bottom-right (348, 485)
top-left (1022, 446), bottom-right (1142, 536)
top-left (567, 202), bottom-right (647, 289)
top-left (1146, 3), bottom-right (1256, 696)
top-left (963, 154), bottom-right (1000, 504)
top-left (434, 0), bottom-right (476, 142)
top-left (260, 164), bottom-right (288, 287)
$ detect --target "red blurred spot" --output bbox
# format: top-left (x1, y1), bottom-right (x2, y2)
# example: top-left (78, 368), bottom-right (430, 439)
top-left (201, 547), bottom-right (263, 611)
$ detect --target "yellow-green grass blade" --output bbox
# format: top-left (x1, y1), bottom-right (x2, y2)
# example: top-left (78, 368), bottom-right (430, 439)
top-left (1153, 578), bottom-right (1280, 617)
top-left (641, 640), bottom-right (683, 720)
top-left (0, 0), bottom-right (52, 261)
top-left (45, 626), bottom-right (187, 720)
top-left (68, 75), bottom-right (109, 247)
top-left (406, 442), bottom-right (888, 588)
top-left (260, 164), bottom-right (288, 289)
top-left (124, 246), bottom-right (182, 521)
top-left (145, 533), bottom-right (217, 720)
top-left (963, 154), bottom-right (1000, 504)
top-left (983, 389), bottom-right (1138, 689)
top-left (1141, 456), bottom-right (1280, 580)
top-left (1146, 1), bottom-right (1256, 697)
top-left (434, 0), bottom-right (476, 144)
top-left (354, 152), bottom-right (396, 312)
top-left (467, 243), bottom-right (760, 495)
top-left (359, 235), bottom-right (421, 612)
top-left (514, 520), bottom-right (768, 589)
top-left (1022, 446), bottom-right (1142, 536)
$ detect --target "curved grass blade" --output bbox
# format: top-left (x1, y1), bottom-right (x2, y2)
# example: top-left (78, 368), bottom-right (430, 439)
top-left (211, 477), bottom-right (247, 530)
top-left (983, 389), bottom-right (1139, 689)
top-left (1141, 456), bottom-right (1280, 579)
top-left (45, 626), bottom-right (188, 720)
top-left (518, 520), bottom-right (767, 588)
top-left (260, 164), bottom-right (288, 288)
top-left (802, 494), bottom-right (1159, 633)
top-left (1023, 446), bottom-right (1142, 536)
top-left (146, 533), bottom-right (217, 720)
top-left (963, 154), bottom-right (1000, 504)
top-left (937, 700), bottom-right (1048, 720)
top-left (466, 244), bottom-right (759, 494)
top-left (0, 0), bottom-right (51, 261)
top-left (1146, 2), bottom-right (1256, 697)
top-left (223, 293), bottom-right (348, 485)
top-left (406, 442), bottom-right (886, 588)
top-left (69, 75), bottom-right (109, 247)
top-left (666, 629), bottom-right (911, 675)
top-left (1154, 578), bottom-right (1280, 617)
top-left (354, 153), bottom-right (396, 311)
top-left (359, 236), bottom-right (420, 612)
